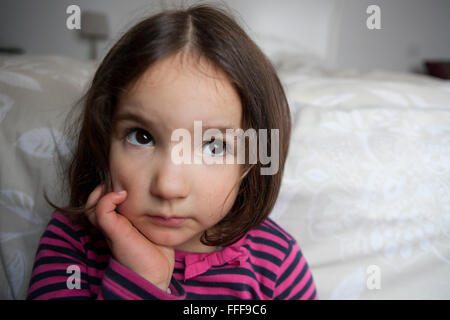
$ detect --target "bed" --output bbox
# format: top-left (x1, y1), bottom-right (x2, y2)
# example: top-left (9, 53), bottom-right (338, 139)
top-left (1, 49), bottom-right (449, 299)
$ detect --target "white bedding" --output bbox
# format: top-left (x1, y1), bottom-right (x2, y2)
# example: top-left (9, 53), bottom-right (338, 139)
top-left (0, 53), bottom-right (449, 299)
top-left (271, 53), bottom-right (450, 299)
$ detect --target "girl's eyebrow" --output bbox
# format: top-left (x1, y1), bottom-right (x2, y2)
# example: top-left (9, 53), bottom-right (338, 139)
top-left (114, 110), bottom-right (238, 133)
top-left (114, 111), bottom-right (156, 129)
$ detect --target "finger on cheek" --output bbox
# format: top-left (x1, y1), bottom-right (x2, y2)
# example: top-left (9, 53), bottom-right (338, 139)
top-left (95, 191), bottom-right (125, 217)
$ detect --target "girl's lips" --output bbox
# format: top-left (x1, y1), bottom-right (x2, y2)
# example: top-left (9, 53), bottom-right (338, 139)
top-left (147, 215), bottom-right (187, 227)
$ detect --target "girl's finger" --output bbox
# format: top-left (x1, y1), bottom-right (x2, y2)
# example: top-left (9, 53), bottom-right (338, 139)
top-left (85, 184), bottom-right (105, 227)
top-left (85, 184), bottom-right (105, 211)
top-left (95, 190), bottom-right (128, 235)
top-left (96, 190), bottom-right (127, 216)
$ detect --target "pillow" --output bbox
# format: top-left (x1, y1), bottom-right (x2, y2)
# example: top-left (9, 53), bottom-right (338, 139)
top-left (271, 70), bottom-right (450, 299)
top-left (0, 55), bottom-right (95, 299)
top-left (251, 33), bottom-right (328, 71)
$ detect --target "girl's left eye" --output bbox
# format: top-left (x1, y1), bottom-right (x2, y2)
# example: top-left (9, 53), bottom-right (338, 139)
top-left (203, 138), bottom-right (228, 156)
top-left (125, 128), bottom-right (155, 147)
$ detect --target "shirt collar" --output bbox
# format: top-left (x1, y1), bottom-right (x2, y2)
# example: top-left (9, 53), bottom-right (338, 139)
top-left (175, 236), bottom-right (248, 280)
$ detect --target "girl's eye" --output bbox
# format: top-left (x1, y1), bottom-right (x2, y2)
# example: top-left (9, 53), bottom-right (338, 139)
top-left (125, 128), bottom-right (155, 147)
top-left (203, 138), bottom-right (228, 156)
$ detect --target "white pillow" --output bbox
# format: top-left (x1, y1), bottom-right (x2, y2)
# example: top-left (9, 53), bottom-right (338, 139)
top-left (252, 33), bottom-right (327, 70)
top-left (0, 55), bottom-right (95, 299)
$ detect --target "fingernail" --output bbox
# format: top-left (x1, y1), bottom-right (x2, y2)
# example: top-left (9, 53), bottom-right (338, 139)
top-left (118, 190), bottom-right (127, 196)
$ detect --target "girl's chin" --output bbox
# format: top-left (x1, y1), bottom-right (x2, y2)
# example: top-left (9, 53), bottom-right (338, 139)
top-left (144, 232), bottom-right (215, 253)
top-left (133, 220), bottom-right (214, 252)
top-left (138, 229), bottom-right (195, 250)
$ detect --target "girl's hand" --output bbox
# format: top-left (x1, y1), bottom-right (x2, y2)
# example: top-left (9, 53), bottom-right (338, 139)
top-left (85, 185), bottom-right (175, 292)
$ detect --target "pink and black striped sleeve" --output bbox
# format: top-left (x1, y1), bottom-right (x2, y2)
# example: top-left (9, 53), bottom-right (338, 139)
top-left (98, 258), bottom-right (185, 300)
top-left (26, 212), bottom-right (185, 300)
top-left (273, 239), bottom-right (318, 300)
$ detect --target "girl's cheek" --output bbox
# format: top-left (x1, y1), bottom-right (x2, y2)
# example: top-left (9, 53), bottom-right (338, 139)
top-left (110, 149), bottom-right (134, 191)
top-left (203, 168), bottom-right (240, 209)
top-left (111, 162), bottom-right (134, 190)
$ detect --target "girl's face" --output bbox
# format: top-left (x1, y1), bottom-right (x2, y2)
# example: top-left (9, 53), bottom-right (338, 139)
top-left (109, 52), bottom-right (243, 253)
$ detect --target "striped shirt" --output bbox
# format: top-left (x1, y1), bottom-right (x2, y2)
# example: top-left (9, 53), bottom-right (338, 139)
top-left (27, 211), bottom-right (318, 300)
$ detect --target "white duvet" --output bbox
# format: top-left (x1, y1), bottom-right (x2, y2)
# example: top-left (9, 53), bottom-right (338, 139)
top-left (271, 54), bottom-right (450, 299)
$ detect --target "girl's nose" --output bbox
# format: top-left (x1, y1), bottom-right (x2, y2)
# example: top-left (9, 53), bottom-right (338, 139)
top-left (149, 157), bottom-right (189, 200)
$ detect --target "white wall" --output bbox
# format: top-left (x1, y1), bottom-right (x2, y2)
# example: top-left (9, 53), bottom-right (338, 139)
top-left (332, 0), bottom-right (450, 72)
top-left (1, 0), bottom-right (449, 73)
top-left (0, 0), bottom-right (164, 62)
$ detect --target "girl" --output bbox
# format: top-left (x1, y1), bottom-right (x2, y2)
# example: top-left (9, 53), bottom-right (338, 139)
top-left (27, 4), bottom-right (317, 300)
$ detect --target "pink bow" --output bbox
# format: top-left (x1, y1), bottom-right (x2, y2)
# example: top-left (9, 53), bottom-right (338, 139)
top-left (183, 246), bottom-right (248, 280)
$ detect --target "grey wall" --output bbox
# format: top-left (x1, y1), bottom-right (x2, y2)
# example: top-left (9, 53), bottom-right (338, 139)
top-left (332, 0), bottom-right (450, 72)
top-left (1, 0), bottom-right (449, 73)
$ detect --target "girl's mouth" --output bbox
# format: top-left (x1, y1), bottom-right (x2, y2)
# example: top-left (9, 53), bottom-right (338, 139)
top-left (146, 214), bottom-right (187, 227)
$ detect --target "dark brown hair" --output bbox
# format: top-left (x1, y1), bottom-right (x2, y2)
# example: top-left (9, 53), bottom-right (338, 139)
top-left (45, 3), bottom-right (291, 247)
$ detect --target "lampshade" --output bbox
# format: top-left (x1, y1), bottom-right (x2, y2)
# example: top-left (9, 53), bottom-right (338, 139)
top-left (81, 11), bottom-right (109, 39)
